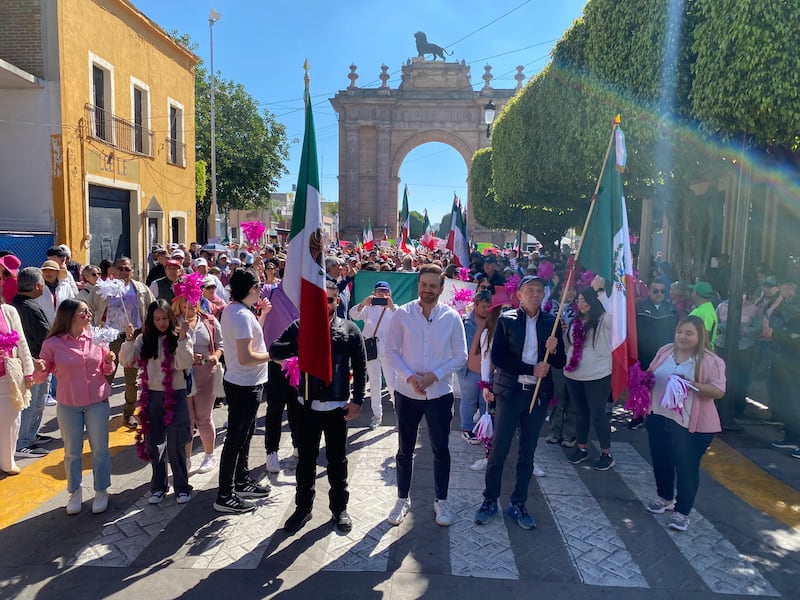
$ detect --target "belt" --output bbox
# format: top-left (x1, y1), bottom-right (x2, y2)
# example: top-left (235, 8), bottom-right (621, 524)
top-left (519, 382), bottom-right (537, 392)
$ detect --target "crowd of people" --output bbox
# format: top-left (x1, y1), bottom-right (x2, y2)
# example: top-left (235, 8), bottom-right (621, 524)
top-left (0, 238), bottom-right (797, 536)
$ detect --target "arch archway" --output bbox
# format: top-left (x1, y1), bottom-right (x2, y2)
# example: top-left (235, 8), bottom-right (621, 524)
top-left (330, 58), bottom-right (521, 242)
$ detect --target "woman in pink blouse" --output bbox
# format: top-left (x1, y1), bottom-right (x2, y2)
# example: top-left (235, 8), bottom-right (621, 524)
top-left (34, 299), bottom-right (115, 515)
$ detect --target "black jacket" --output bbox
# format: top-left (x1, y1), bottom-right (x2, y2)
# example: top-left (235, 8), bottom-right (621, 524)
top-left (491, 308), bottom-right (566, 401)
top-left (270, 316), bottom-right (367, 406)
top-left (636, 298), bottom-right (678, 369)
top-left (10, 294), bottom-right (50, 358)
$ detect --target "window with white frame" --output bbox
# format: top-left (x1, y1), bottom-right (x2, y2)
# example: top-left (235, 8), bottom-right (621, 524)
top-left (89, 53), bottom-right (114, 143)
top-left (131, 77), bottom-right (152, 156)
top-left (167, 98), bottom-right (185, 167)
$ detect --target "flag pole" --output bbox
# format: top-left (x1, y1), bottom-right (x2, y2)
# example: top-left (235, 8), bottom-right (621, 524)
top-left (528, 117), bottom-right (619, 414)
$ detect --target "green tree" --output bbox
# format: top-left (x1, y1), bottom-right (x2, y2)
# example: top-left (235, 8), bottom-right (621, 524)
top-left (195, 159), bottom-right (207, 203)
top-left (172, 33), bottom-right (289, 226)
top-left (409, 210), bottom-right (424, 239)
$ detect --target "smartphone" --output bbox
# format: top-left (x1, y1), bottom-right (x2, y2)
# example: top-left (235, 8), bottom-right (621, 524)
top-left (372, 297), bottom-right (388, 306)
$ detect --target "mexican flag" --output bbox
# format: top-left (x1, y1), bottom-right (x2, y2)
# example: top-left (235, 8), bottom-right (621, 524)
top-left (446, 193), bottom-right (470, 267)
top-left (421, 209), bottom-right (435, 249)
top-left (363, 219), bottom-right (374, 251)
top-left (283, 68), bottom-right (332, 385)
top-left (399, 185), bottom-right (411, 253)
top-left (578, 123), bottom-right (637, 400)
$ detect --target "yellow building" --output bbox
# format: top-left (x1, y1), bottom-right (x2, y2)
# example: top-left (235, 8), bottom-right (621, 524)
top-left (0, 0), bottom-right (197, 274)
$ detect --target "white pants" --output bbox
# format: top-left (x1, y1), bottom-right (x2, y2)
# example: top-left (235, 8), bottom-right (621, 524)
top-left (367, 357), bottom-right (395, 420)
top-left (0, 376), bottom-right (21, 472)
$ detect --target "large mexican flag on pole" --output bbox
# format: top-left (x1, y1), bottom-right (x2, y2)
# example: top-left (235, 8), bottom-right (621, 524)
top-left (578, 124), bottom-right (637, 400)
top-left (399, 185), bottom-right (411, 253)
top-left (284, 65), bottom-right (332, 385)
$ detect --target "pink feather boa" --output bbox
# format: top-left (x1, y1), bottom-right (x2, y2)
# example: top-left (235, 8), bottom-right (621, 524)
top-left (625, 361), bottom-right (654, 419)
top-left (135, 336), bottom-right (176, 462)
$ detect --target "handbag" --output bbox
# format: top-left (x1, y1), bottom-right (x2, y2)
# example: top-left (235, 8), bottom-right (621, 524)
top-left (5, 356), bottom-right (30, 411)
top-left (364, 307), bottom-right (387, 362)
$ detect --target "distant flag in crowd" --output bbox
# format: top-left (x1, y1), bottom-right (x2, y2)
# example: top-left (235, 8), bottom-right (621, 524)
top-left (355, 234), bottom-right (362, 250)
top-left (446, 193), bottom-right (470, 267)
top-left (399, 185), bottom-right (411, 253)
top-left (421, 209), bottom-right (435, 249)
top-left (283, 62), bottom-right (332, 385)
top-left (362, 219), bottom-right (374, 251)
top-left (382, 225), bottom-right (388, 241)
top-left (577, 118), bottom-right (637, 399)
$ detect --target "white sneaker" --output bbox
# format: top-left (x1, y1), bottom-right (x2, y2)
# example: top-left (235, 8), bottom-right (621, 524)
top-left (266, 452), bottom-right (281, 473)
top-left (148, 491), bottom-right (166, 505)
top-left (387, 497), bottom-right (411, 526)
top-left (434, 499), bottom-right (452, 526)
top-left (198, 453), bottom-right (217, 474)
top-left (533, 463), bottom-right (545, 477)
top-left (92, 490), bottom-right (109, 514)
top-left (369, 415), bottom-right (381, 430)
top-left (470, 458), bottom-right (488, 472)
top-left (176, 492), bottom-right (191, 504)
top-left (45, 395), bottom-right (57, 406)
top-left (66, 488), bottom-right (82, 515)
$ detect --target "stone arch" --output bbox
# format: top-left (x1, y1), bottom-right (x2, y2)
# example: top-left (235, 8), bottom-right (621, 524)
top-left (330, 58), bottom-right (519, 241)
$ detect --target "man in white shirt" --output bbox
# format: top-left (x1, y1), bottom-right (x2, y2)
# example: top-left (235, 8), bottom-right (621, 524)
top-left (383, 264), bottom-right (468, 527)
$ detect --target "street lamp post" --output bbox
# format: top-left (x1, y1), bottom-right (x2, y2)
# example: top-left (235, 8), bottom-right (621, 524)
top-left (207, 8), bottom-right (221, 242)
top-left (484, 100), bottom-right (496, 138)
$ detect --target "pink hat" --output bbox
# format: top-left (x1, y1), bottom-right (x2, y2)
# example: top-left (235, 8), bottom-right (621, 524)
top-left (0, 255), bottom-right (21, 277)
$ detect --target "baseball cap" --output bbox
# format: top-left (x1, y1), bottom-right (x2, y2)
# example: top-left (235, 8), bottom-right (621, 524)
top-left (519, 275), bottom-right (544, 289)
top-left (165, 259), bottom-right (182, 268)
top-left (192, 258), bottom-right (208, 268)
top-left (41, 260), bottom-right (60, 271)
top-left (58, 244), bottom-right (72, 257)
top-left (763, 276), bottom-right (778, 287)
top-left (202, 276), bottom-right (217, 288)
top-left (484, 255), bottom-right (498, 264)
top-left (374, 280), bottom-right (391, 291)
top-left (151, 243), bottom-right (166, 253)
top-left (46, 245), bottom-right (68, 259)
top-left (689, 281), bottom-right (714, 298)
top-left (171, 249), bottom-right (185, 259)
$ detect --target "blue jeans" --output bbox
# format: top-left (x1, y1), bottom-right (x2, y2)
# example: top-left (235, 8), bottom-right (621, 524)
top-left (56, 400), bottom-right (111, 493)
top-left (484, 383), bottom-right (549, 504)
top-left (458, 370), bottom-right (485, 432)
top-left (395, 391), bottom-right (453, 501)
top-left (17, 378), bottom-right (50, 449)
top-left (646, 413), bottom-right (713, 515)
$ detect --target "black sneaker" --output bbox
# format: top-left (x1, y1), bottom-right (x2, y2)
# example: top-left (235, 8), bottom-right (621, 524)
top-left (284, 508), bottom-right (312, 533)
top-left (626, 417), bottom-right (644, 430)
top-left (234, 479), bottom-right (271, 498)
top-left (567, 448), bottom-right (589, 464)
top-left (333, 510), bottom-right (352, 532)
top-left (15, 446), bottom-right (48, 459)
top-left (594, 453), bottom-right (615, 471)
top-left (34, 433), bottom-right (56, 443)
top-left (770, 438), bottom-right (797, 449)
top-left (213, 493), bottom-right (255, 514)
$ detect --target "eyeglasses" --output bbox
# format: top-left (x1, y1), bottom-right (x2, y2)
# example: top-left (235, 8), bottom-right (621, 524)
top-left (86, 272), bottom-right (99, 278)
top-left (118, 266), bottom-right (132, 272)
top-left (327, 297), bottom-right (337, 304)
top-left (651, 289), bottom-right (666, 294)
top-left (478, 285), bottom-right (492, 290)
top-left (266, 267), bottom-right (275, 271)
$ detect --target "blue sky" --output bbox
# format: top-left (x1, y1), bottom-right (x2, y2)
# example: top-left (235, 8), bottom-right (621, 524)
top-left (132, 0), bottom-right (586, 228)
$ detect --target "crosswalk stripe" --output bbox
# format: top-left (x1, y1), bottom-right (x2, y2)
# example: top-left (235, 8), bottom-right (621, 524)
top-left (447, 432), bottom-right (520, 580)
top-left (607, 442), bottom-right (779, 597)
top-left (536, 442), bottom-right (649, 588)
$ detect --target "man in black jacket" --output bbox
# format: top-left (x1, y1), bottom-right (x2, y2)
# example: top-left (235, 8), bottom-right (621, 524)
top-left (270, 280), bottom-right (367, 533)
top-left (11, 267), bottom-right (52, 458)
top-left (475, 275), bottom-right (566, 529)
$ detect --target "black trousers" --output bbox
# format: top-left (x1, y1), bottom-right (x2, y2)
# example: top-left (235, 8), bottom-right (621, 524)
top-left (295, 406), bottom-right (349, 514)
top-left (265, 361), bottom-right (301, 453)
top-left (147, 389), bottom-right (191, 494)
top-left (646, 413), bottom-right (713, 516)
top-left (218, 380), bottom-right (262, 497)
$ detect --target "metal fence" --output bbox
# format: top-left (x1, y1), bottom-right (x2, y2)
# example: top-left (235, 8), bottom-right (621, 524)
top-left (84, 104), bottom-right (153, 157)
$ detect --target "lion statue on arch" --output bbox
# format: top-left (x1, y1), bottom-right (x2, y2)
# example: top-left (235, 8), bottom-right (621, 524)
top-left (414, 32), bottom-right (453, 61)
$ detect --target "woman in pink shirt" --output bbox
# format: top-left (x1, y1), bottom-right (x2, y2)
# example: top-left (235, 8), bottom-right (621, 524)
top-left (644, 315), bottom-right (726, 532)
top-left (34, 299), bottom-right (115, 515)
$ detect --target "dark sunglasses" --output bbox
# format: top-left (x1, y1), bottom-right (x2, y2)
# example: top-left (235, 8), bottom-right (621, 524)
top-left (327, 297), bottom-right (337, 304)
top-left (651, 288), bottom-right (666, 294)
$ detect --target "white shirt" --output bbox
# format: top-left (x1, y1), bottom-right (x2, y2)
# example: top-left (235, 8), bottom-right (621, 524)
top-left (348, 302), bottom-right (395, 354)
top-left (220, 302), bottom-right (268, 386)
top-left (383, 300), bottom-right (467, 400)
top-left (36, 279), bottom-right (75, 324)
top-left (518, 312), bottom-right (539, 385)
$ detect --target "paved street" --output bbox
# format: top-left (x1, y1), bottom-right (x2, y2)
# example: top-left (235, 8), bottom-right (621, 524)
top-left (1, 380), bottom-right (799, 600)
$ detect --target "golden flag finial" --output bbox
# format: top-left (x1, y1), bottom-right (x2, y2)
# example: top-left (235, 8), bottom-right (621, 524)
top-left (613, 114), bottom-right (621, 125)
top-left (303, 59), bottom-right (310, 86)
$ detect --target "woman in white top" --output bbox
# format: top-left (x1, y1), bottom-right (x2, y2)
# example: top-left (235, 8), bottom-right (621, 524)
top-left (563, 285), bottom-right (614, 471)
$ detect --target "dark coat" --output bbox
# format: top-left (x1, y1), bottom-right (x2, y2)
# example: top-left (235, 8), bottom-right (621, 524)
top-left (636, 298), bottom-right (678, 369)
top-left (270, 316), bottom-right (367, 406)
top-left (10, 294), bottom-right (49, 358)
top-left (491, 308), bottom-right (566, 402)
